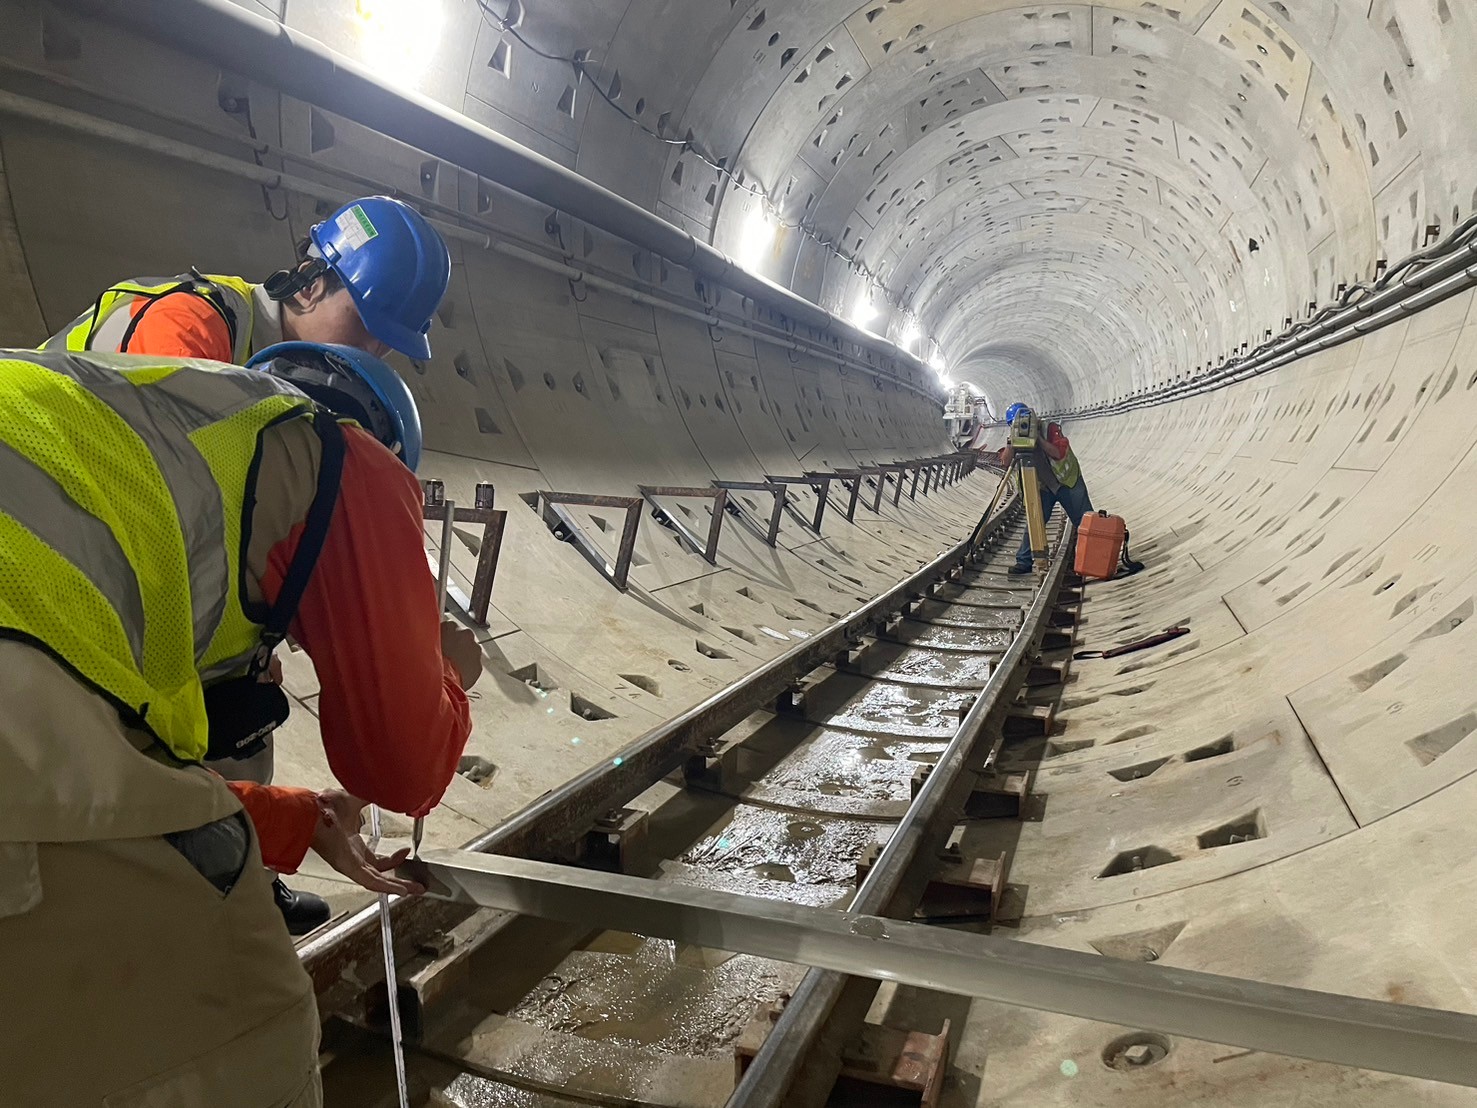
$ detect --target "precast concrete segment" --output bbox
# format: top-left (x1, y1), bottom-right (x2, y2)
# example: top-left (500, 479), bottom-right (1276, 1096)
top-left (406, 847), bottom-right (1477, 1090)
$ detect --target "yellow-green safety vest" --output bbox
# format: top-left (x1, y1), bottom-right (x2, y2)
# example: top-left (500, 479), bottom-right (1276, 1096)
top-left (41, 273), bottom-right (257, 363)
top-left (0, 348), bottom-right (320, 762)
top-left (1048, 443), bottom-right (1082, 489)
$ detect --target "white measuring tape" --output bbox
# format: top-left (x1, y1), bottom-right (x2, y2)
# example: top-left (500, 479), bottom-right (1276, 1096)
top-left (370, 498), bottom-right (457, 1108)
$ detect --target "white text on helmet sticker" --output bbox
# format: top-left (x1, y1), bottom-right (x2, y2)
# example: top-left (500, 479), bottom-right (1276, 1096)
top-left (336, 205), bottom-right (380, 251)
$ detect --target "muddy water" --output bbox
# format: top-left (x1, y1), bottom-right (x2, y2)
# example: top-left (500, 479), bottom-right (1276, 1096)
top-left (679, 804), bottom-right (883, 886)
top-left (436, 1077), bottom-right (589, 1107)
top-left (910, 598), bottom-right (1022, 628)
top-left (887, 620), bottom-right (1015, 651)
top-left (855, 642), bottom-right (997, 688)
top-left (507, 940), bottom-right (798, 1056)
top-left (806, 673), bottom-right (977, 737)
top-left (746, 728), bottom-right (943, 810)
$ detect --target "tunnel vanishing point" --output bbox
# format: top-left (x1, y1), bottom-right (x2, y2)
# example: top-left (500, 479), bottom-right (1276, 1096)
top-left (3, 0), bottom-right (1477, 1105)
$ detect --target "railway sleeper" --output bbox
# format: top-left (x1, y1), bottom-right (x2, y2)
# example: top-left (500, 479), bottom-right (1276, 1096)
top-left (580, 806), bottom-right (651, 873)
top-left (909, 762), bottom-right (1030, 821)
top-left (683, 733), bottom-right (746, 792)
top-left (735, 1002), bottom-right (950, 1108)
top-left (1003, 701), bottom-right (1055, 738)
top-left (855, 836), bottom-right (1012, 924)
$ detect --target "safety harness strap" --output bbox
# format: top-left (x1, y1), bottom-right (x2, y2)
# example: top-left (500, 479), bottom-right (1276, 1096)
top-left (249, 413), bottom-right (345, 674)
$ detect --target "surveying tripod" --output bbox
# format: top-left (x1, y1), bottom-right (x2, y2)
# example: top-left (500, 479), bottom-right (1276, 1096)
top-left (1008, 410), bottom-right (1050, 570)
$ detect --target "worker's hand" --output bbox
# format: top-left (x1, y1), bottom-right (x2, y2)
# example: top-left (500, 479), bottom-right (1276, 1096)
top-left (310, 790), bottom-right (426, 897)
top-left (256, 654), bottom-right (284, 686)
top-left (440, 619), bottom-right (483, 691)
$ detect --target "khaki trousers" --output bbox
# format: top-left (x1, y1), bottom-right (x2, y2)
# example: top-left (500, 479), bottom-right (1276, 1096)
top-left (0, 825), bottom-right (322, 1107)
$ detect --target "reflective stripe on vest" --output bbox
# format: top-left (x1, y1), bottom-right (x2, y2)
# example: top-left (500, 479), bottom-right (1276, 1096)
top-left (41, 274), bottom-right (257, 364)
top-left (0, 349), bottom-right (316, 761)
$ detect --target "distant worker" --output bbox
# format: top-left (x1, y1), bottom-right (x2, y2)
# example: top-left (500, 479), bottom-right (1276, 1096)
top-left (997, 403), bottom-right (1094, 575)
top-left (0, 342), bottom-right (477, 1106)
top-left (42, 194), bottom-right (453, 933)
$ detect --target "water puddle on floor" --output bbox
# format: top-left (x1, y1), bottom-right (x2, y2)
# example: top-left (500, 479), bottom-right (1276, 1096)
top-left (910, 598), bottom-right (1021, 628)
top-left (887, 622), bottom-right (1015, 652)
top-left (509, 942), bottom-right (793, 1053)
top-left (679, 803), bottom-right (882, 885)
top-left (820, 679), bottom-right (975, 737)
top-left (855, 643), bottom-right (996, 688)
top-left (747, 729), bottom-right (943, 807)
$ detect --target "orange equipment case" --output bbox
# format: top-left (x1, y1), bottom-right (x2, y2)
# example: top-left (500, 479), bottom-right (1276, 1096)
top-left (1076, 511), bottom-right (1126, 581)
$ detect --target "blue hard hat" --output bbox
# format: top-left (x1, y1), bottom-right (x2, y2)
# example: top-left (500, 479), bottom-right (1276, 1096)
top-left (1005, 403), bottom-right (1029, 424)
top-left (248, 341), bottom-right (423, 471)
top-left (310, 197), bottom-right (451, 361)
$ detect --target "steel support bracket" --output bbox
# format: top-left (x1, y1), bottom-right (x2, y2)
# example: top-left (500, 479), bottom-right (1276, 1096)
top-left (767, 473), bottom-right (830, 533)
top-left (713, 480), bottom-right (786, 546)
top-left (421, 481), bottom-right (505, 626)
top-left (536, 491), bottom-right (643, 591)
top-left (639, 484), bottom-right (729, 564)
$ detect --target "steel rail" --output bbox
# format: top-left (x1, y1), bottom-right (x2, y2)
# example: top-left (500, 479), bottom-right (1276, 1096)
top-left (407, 848), bottom-right (1477, 1090)
top-left (53, 0), bottom-right (938, 391)
top-left (729, 518), bottom-right (1076, 1108)
top-left (298, 466), bottom-right (1016, 1007)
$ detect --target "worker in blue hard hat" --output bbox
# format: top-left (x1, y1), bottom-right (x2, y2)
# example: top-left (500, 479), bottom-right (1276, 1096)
top-left (997, 402), bottom-right (1094, 574)
top-left (41, 195), bottom-right (453, 934)
top-left (0, 340), bottom-right (476, 1106)
top-left (43, 194), bottom-right (452, 363)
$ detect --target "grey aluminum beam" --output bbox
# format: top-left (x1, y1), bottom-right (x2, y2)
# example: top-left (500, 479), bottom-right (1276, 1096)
top-left (407, 848), bottom-right (1477, 1089)
top-left (54, 0), bottom-right (936, 390)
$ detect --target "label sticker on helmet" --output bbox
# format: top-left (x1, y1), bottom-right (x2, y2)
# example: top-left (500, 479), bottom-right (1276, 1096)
top-left (336, 204), bottom-right (380, 251)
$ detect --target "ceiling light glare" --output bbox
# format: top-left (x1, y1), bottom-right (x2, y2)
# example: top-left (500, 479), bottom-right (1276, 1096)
top-left (735, 204), bottom-right (777, 273)
top-left (356, 0), bottom-right (443, 90)
top-left (898, 319), bottom-right (920, 350)
top-left (852, 288), bottom-right (879, 329)
top-left (928, 351), bottom-right (946, 374)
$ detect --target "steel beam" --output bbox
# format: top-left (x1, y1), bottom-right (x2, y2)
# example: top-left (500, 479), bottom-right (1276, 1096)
top-left (406, 848), bottom-right (1477, 1090)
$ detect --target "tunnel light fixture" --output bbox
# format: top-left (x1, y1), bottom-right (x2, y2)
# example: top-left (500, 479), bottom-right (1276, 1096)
top-left (851, 288), bottom-right (879, 329)
top-left (898, 318), bottom-right (920, 350)
top-left (735, 203), bottom-right (777, 273)
top-left (355, 0), bottom-right (443, 90)
top-left (928, 351), bottom-right (947, 374)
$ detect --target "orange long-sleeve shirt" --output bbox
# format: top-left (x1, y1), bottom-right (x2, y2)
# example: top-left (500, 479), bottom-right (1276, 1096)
top-left (243, 425), bottom-right (472, 871)
top-left (111, 291), bottom-right (470, 872)
top-left (122, 290), bottom-right (236, 361)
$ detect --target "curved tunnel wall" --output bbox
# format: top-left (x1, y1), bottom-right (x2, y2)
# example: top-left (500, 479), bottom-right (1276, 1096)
top-left (4, 0), bottom-right (1477, 1079)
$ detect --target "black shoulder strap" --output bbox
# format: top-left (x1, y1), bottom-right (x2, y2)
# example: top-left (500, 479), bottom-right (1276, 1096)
top-left (248, 413), bottom-right (345, 674)
top-left (117, 274), bottom-right (239, 355)
top-left (1118, 528), bottom-right (1146, 577)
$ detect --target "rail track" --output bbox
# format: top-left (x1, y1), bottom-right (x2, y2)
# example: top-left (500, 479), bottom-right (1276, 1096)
top-left (312, 470), bottom-right (1080, 1107)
